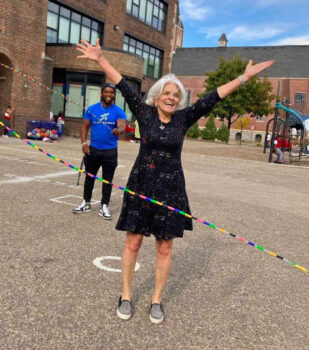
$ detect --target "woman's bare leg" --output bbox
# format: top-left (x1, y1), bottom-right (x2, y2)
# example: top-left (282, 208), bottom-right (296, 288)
top-left (152, 239), bottom-right (173, 304)
top-left (121, 232), bottom-right (143, 301)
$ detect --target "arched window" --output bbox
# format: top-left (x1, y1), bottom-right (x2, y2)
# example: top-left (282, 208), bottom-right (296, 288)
top-left (255, 134), bottom-right (262, 143)
top-left (235, 132), bottom-right (241, 140)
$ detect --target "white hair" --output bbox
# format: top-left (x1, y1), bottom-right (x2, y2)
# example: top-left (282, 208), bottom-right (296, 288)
top-left (145, 74), bottom-right (186, 110)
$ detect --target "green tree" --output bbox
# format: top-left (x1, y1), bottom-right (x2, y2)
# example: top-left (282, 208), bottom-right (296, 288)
top-left (217, 124), bottom-right (230, 143)
top-left (201, 114), bottom-right (217, 140)
top-left (186, 122), bottom-right (200, 139)
top-left (200, 56), bottom-right (276, 131)
top-left (234, 116), bottom-right (251, 145)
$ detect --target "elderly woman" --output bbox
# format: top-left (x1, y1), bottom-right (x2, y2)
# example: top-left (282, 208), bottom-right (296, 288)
top-left (76, 39), bottom-right (274, 324)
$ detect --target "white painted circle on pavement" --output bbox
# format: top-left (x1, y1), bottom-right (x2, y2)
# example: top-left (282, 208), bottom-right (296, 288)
top-left (93, 256), bottom-right (140, 273)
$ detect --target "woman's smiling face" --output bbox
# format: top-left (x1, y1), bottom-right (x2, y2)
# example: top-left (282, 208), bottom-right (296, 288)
top-left (155, 83), bottom-right (180, 118)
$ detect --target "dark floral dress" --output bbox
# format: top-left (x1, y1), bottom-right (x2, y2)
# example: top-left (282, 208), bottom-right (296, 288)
top-left (115, 78), bottom-right (221, 240)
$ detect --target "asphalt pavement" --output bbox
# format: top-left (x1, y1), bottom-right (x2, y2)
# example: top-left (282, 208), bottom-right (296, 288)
top-left (0, 136), bottom-right (308, 350)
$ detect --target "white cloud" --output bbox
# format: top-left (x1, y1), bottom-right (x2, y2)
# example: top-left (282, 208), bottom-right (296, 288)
top-left (270, 36), bottom-right (309, 45)
top-left (256, 0), bottom-right (301, 7)
top-left (197, 23), bottom-right (289, 43)
top-left (198, 26), bottom-right (226, 39)
top-left (228, 24), bottom-right (287, 41)
top-left (180, 0), bottom-right (212, 21)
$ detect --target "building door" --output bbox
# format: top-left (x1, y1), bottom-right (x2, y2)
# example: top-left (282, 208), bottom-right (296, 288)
top-left (0, 55), bottom-right (13, 118)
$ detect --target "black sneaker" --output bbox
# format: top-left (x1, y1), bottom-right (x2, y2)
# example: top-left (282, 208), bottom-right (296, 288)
top-left (72, 200), bottom-right (91, 214)
top-left (117, 297), bottom-right (132, 320)
top-left (149, 303), bottom-right (164, 324)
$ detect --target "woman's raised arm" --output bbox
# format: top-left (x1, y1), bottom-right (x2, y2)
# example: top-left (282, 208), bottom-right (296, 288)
top-left (217, 59), bottom-right (274, 98)
top-left (77, 38), bottom-right (147, 117)
top-left (76, 38), bottom-right (122, 85)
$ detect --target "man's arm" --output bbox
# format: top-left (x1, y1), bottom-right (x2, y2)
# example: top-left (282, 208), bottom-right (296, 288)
top-left (112, 119), bottom-right (126, 137)
top-left (81, 119), bottom-right (91, 155)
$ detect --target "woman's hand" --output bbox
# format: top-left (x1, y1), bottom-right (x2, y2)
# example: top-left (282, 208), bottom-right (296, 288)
top-left (243, 59), bottom-right (275, 82)
top-left (217, 59), bottom-right (275, 98)
top-left (76, 38), bottom-right (122, 85)
top-left (76, 38), bottom-right (102, 62)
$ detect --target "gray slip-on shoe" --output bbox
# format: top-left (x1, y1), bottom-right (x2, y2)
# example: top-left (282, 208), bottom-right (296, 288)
top-left (117, 297), bottom-right (132, 320)
top-left (149, 303), bottom-right (164, 324)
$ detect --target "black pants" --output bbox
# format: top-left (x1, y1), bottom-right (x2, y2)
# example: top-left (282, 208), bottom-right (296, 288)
top-left (3, 119), bottom-right (11, 136)
top-left (83, 146), bottom-right (118, 205)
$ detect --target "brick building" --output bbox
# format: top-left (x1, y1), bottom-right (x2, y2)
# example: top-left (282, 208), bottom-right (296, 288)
top-left (171, 37), bottom-right (309, 143)
top-left (0, 0), bottom-right (180, 136)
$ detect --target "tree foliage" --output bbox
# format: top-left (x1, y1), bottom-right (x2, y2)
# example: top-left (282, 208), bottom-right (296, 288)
top-left (199, 56), bottom-right (276, 129)
top-left (234, 116), bottom-right (251, 130)
top-left (234, 116), bottom-right (251, 145)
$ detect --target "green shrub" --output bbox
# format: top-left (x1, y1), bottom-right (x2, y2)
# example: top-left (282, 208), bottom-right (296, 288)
top-left (201, 115), bottom-right (216, 140)
top-left (186, 123), bottom-right (200, 139)
top-left (217, 124), bottom-right (230, 143)
top-left (200, 128), bottom-right (210, 140)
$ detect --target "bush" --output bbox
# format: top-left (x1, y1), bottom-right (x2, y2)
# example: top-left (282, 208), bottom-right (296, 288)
top-left (217, 124), bottom-right (230, 143)
top-left (201, 115), bottom-right (216, 140)
top-left (200, 128), bottom-right (211, 140)
top-left (186, 123), bottom-right (200, 139)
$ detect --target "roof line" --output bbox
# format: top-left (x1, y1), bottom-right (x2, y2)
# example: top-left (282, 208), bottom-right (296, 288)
top-left (177, 45), bottom-right (309, 50)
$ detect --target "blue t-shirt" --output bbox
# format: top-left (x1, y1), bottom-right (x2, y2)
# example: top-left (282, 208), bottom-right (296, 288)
top-left (84, 102), bottom-right (127, 150)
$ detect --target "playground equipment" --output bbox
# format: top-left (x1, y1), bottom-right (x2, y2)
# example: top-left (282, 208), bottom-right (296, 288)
top-left (264, 98), bottom-right (309, 162)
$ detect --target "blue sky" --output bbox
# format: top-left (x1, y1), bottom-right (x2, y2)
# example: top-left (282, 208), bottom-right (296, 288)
top-left (179, 0), bottom-right (309, 47)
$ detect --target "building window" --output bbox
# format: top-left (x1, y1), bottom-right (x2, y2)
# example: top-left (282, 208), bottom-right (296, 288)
top-left (126, 0), bottom-right (167, 32)
top-left (46, 1), bottom-right (103, 45)
top-left (115, 79), bottom-right (141, 122)
top-left (123, 35), bottom-right (163, 79)
top-left (51, 69), bottom-right (105, 118)
top-left (235, 132), bottom-right (241, 141)
top-left (256, 115), bottom-right (264, 121)
top-left (255, 134), bottom-right (262, 143)
top-left (295, 93), bottom-right (306, 108)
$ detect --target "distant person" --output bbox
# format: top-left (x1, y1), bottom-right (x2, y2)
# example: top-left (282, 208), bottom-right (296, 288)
top-left (125, 123), bottom-right (135, 142)
top-left (274, 135), bottom-right (283, 163)
top-left (49, 110), bottom-right (54, 122)
top-left (73, 83), bottom-right (126, 219)
top-left (266, 133), bottom-right (271, 148)
top-left (134, 119), bottom-right (140, 143)
top-left (2, 105), bottom-right (15, 137)
top-left (56, 111), bottom-right (64, 138)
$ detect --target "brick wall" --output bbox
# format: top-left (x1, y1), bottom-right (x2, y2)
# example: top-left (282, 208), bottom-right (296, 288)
top-left (289, 79), bottom-right (309, 113)
top-left (46, 46), bottom-right (143, 81)
top-left (0, 0), bottom-right (53, 137)
top-left (1, 0), bottom-right (179, 136)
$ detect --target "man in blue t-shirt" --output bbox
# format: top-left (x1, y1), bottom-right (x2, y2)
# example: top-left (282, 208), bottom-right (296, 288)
top-left (73, 83), bottom-right (126, 219)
